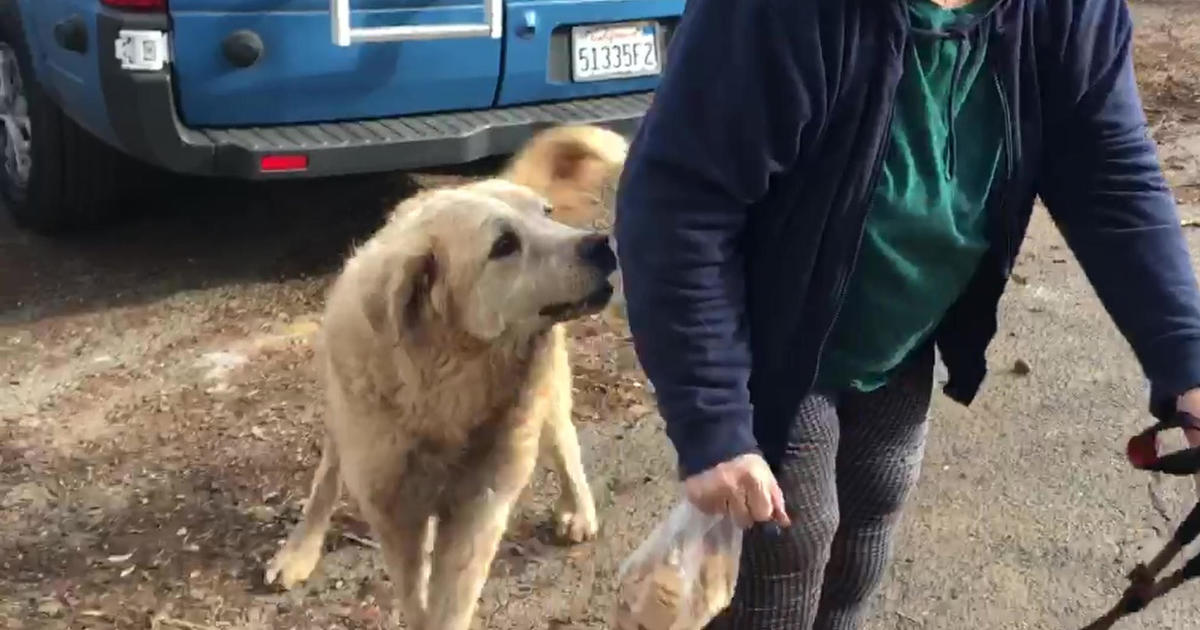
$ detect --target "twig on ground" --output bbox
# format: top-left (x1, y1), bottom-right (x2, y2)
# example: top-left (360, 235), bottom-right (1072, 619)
top-left (341, 531), bottom-right (381, 549)
top-left (151, 615), bottom-right (220, 630)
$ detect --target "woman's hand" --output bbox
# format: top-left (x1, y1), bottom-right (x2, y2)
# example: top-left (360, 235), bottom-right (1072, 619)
top-left (1177, 389), bottom-right (1200, 448)
top-left (684, 453), bottom-right (792, 529)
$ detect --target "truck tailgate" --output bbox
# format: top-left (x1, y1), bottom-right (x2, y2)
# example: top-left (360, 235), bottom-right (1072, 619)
top-left (168, 0), bottom-right (502, 127)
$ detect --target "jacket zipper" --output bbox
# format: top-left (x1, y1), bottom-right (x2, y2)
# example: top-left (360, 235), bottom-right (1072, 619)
top-left (809, 59), bottom-right (904, 389)
top-left (990, 50), bottom-right (1017, 271)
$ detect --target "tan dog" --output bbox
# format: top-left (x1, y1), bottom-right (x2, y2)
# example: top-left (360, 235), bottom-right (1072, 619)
top-left (264, 125), bottom-right (628, 630)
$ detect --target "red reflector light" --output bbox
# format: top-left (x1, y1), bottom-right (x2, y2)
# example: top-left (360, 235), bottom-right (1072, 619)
top-left (260, 154), bottom-right (309, 172)
top-left (100, 0), bottom-right (167, 10)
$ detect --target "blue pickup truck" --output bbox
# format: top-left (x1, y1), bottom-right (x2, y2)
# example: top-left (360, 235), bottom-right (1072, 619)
top-left (0, 0), bottom-right (682, 233)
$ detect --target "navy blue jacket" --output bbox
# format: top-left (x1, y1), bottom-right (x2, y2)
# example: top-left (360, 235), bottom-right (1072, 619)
top-left (615, 0), bottom-right (1200, 477)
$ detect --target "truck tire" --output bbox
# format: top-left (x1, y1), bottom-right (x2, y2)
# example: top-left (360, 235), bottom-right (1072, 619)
top-left (0, 3), bottom-right (144, 233)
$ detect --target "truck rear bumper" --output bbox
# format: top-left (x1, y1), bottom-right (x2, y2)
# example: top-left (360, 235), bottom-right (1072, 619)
top-left (96, 12), bottom-right (648, 179)
top-left (174, 91), bottom-right (647, 179)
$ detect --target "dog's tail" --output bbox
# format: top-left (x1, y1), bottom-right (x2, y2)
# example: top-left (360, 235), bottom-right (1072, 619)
top-left (503, 125), bottom-right (628, 188)
top-left (502, 125), bottom-right (629, 229)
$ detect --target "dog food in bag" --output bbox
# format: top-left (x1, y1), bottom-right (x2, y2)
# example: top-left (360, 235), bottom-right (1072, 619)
top-left (613, 500), bottom-right (743, 630)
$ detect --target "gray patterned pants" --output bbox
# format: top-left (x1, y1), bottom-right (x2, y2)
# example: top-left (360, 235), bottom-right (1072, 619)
top-left (707, 348), bottom-right (933, 630)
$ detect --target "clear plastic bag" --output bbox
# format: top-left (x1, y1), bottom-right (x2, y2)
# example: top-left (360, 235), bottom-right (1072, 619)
top-left (613, 500), bottom-right (743, 630)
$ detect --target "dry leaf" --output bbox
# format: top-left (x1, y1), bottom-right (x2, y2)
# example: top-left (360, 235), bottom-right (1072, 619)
top-left (285, 320), bottom-right (321, 338)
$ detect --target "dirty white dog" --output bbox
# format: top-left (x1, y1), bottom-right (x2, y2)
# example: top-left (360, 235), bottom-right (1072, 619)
top-left (264, 125), bottom-right (628, 630)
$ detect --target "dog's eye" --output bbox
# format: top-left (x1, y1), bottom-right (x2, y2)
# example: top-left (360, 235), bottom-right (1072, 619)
top-left (542, 204), bottom-right (554, 217)
top-left (489, 229), bottom-right (522, 259)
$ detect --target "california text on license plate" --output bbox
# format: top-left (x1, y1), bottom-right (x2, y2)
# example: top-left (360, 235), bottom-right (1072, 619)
top-left (570, 21), bottom-right (661, 83)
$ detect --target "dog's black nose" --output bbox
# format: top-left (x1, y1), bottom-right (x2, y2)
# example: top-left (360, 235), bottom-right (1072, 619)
top-left (577, 233), bottom-right (617, 273)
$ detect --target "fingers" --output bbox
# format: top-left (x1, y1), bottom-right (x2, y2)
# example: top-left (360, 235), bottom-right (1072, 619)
top-left (728, 484), bottom-right (754, 529)
top-left (685, 465), bottom-right (736, 516)
top-left (685, 481), bottom-right (725, 516)
top-left (769, 480), bottom-right (791, 527)
top-left (1185, 427), bottom-right (1200, 448)
top-left (684, 453), bottom-right (791, 529)
top-left (741, 474), bottom-right (774, 524)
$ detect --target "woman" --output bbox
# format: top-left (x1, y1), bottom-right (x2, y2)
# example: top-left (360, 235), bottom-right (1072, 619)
top-left (614, 0), bottom-right (1200, 628)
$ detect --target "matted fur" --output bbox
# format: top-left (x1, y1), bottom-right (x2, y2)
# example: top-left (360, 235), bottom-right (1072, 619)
top-left (264, 125), bottom-right (628, 630)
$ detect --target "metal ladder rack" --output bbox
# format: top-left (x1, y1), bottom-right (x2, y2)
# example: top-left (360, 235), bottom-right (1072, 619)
top-left (329, 0), bottom-right (503, 46)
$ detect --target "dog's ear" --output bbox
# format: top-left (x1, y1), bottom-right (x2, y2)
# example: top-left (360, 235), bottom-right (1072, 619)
top-left (400, 250), bottom-right (439, 329)
top-left (362, 245), bottom-right (440, 337)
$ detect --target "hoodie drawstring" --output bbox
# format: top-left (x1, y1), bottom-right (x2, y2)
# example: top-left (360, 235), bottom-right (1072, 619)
top-left (910, 26), bottom-right (972, 181)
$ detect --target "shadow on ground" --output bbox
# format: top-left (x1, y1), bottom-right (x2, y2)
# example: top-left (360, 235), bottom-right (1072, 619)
top-left (0, 157), bottom-right (506, 325)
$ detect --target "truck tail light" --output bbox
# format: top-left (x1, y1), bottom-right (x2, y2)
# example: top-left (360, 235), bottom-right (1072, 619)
top-left (260, 155), bottom-right (309, 173)
top-left (100, 0), bottom-right (167, 11)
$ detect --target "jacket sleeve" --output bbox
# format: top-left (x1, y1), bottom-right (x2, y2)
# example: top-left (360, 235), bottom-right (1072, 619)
top-left (614, 0), bottom-right (812, 477)
top-left (1039, 0), bottom-right (1200, 420)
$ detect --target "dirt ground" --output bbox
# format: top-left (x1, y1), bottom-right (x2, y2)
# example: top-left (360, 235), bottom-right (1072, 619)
top-left (3, 3), bottom-right (1200, 629)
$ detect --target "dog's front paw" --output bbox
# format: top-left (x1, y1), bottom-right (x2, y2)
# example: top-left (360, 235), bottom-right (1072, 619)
top-left (264, 542), bottom-right (321, 589)
top-left (553, 504), bottom-right (599, 544)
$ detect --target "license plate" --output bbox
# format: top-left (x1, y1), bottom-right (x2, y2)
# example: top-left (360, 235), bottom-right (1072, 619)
top-left (570, 22), bottom-right (661, 83)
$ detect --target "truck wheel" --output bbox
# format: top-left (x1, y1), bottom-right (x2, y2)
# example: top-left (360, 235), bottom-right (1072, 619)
top-left (0, 6), bottom-right (142, 233)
